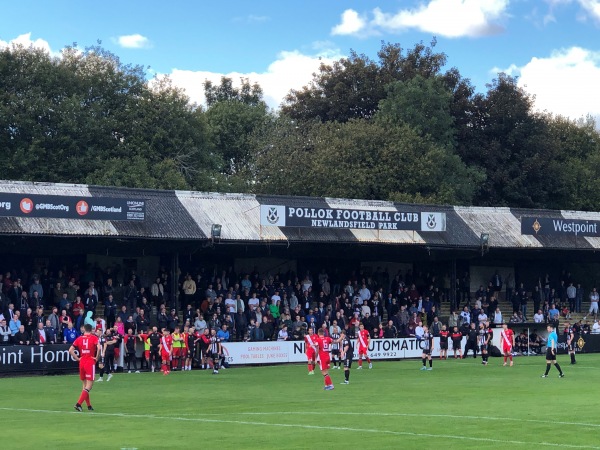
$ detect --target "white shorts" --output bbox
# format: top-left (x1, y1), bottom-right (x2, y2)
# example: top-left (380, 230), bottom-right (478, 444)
top-left (589, 302), bottom-right (598, 314)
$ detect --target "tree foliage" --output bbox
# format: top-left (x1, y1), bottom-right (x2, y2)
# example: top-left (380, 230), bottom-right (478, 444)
top-left (2, 42), bottom-right (600, 211)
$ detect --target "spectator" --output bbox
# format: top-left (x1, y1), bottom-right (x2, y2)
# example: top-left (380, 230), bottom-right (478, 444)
top-left (14, 325), bottom-right (30, 345)
top-left (217, 323), bottom-right (230, 342)
top-left (548, 304), bottom-right (560, 324)
top-left (277, 324), bottom-right (289, 341)
top-left (533, 309), bottom-right (545, 323)
top-left (63, 321), bottom-right (79, 344)
top-left (493, 308), bottom-right (503, 324)
top-left (586, 287), bottom-right (599, 321)
top-left (509, 312), bottom-right (522, 324)
top-left (259, 316), bottom-right (274, 340)
top-left (8, 311), bottom-right (21, 337)
top-left (43, 319), bottom-right (58, 344)
top-left (0, 318), bottom-right (11, 344)
top-left (383, 320), bottom-right (397, 338)
top-left (104, 295), bottom-right (117, 329)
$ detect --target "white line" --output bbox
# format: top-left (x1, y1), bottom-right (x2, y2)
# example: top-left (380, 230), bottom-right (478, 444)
top-left (0, 408), bottom-right (597, 449)
top-left (167, 410), bottom-right (600, 429)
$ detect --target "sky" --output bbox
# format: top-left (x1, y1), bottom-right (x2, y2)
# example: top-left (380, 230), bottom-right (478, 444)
top-left (1, 0), bottom-right (600, 123)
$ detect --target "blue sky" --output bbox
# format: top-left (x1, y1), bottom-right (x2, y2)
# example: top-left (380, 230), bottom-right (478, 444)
top-left (1, 0), bottom-right (600, 122)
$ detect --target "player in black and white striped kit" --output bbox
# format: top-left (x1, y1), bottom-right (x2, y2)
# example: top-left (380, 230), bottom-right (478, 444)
top-left (330, 325), bottom-right (341, 369)
top-left (420, 326), bottom-right (434, 371)
top-left (208, 328), bottom-right (222, 375)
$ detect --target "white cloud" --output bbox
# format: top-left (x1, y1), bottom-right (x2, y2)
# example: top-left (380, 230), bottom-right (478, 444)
top-left (0, 32), bottom-right (55, 55)
top-left (578, 0), bottom-right (600, 20)
top-left (498, 47), bottom-right (600, 123)
top-left (331, 9), bottom-right (368, 35)
top-left (115, 34), bottom-right (151, 49)
top-left (331, 1), bottom-right (509, 38)
top-left (161, 47), bottom-right (343, 110)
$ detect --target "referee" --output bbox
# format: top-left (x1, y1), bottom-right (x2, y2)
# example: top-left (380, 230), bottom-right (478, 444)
top-left (541, 324), bottom-right (564, 378)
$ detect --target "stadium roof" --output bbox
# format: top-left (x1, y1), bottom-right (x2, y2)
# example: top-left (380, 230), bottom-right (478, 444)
top-left (0, 180), bottom-right (598, 251)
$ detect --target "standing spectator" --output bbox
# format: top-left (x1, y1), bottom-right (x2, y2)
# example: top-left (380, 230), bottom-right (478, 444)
top-left (104, 295), bottom-right (117, 329)
top-left (182, 274), bottom-right (196, 308)
top-left (63, 321), bottom-right (79, 344)
top-left (586, 287), bottom-right (599, 321)
top-left (575, 284), bottom-right (584, 314)
top-left (566, 283), bottom-right (577, 315)
top-left (123, 280), bottom-right (138, 312)
top-left (0, 318), bottom-right (11, 344)
top-left (84, 288), bottom-right (97, 317)
top-left (259, 316), bottom-right (274, 340)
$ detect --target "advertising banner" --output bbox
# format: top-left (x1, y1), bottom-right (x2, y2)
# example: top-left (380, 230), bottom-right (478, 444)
top-left (260, 205), bottom-right (446, 232)
top-left (0, 344), bottom-right (78, 373)
top-left (557, 333), bottom-right (600, 354)
top-left (0, 193), bottom-right (145, 221)
top-left (221, 337), bottom-right (466, 366)
top-left (521, 216), bottom-right (600, 237)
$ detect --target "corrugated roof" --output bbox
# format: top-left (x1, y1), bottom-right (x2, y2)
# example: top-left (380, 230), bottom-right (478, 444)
top-left (0, 180), bottom-right (599, 250)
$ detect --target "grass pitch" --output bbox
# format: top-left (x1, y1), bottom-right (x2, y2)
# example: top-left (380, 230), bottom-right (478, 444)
top-left (1, 354), bottom-right (598, 449)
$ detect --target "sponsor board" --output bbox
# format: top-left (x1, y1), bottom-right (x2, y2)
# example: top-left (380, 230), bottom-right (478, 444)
top-left (0, 194), bottom-right (145, 221)
top-left (221, 337), bottom-right (466, 366)
top-left (0, 344), bottom-right (78, 373)
top-left (522, 216), bottom-right (600, 237)
top-left (260, 205), bottom-right (446, 232)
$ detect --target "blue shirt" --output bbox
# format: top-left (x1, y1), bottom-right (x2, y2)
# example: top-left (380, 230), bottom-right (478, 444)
top-left (63, 328), bottom-right (79, 343)
top-left (216, 329), bottom-right (230, 342)
top-left (547, 331), bottom-right (558, 349)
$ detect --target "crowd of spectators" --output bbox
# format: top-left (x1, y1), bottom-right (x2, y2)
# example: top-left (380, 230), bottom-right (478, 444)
top-left (0, 263), bottom-right (598, 352)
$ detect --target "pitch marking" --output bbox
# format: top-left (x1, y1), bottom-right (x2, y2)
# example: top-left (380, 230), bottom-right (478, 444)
top-left (0, 408), bottom-right (597, 449)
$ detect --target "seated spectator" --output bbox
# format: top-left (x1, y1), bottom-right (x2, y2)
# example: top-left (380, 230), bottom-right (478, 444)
top-left (593, 321), bottom-right (600, 334)
top-left (14, 325), bottom-right (30, 345)
top-left (277, 324), bottom-right (289, 341)
top-left (515, 330), bottom-right (528, 354)
top-left (9, 311), bottom-right (21, 336)
top-left (581, 321), bottom-right (592, 334)
top-left (509, 312), bottom-right (522, 324)
top-left (529, 331), bottom-right (543, 353)
top-left (533, 309), bottom-right (545, 323)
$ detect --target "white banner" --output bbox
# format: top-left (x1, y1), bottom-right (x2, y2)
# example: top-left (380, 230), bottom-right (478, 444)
top-left (221, 337), bottom-right (466, 366)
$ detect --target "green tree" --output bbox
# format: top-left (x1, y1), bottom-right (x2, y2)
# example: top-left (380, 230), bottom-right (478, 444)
top-left (377, 74), bottom-right (456, 148)
top-left (203, 77), bottom-right (269, 177)
top-left (281, 40), bottom-right (450, 123)
top-left (0, 43), bottom-right (216, 190)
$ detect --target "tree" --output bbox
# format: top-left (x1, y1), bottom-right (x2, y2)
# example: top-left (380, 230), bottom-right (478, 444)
top-left (281, 40), bottom-right (450, 123)
top-left (202, 77), bottom-right (269, 178)
top-left (377, 74), bottom-right (456, 149)
top-left (0, 43), bottom-right (216, 190)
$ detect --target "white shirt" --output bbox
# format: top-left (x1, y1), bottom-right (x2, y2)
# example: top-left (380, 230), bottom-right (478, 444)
top-left (248, 297), bottom-right (260, 308)
top-left (415, 325), bottom-right (424, 339)
top-left (478, 313), bottom-right (488, 324)
top-left (359, 287), bottom-right (371, 301)
top-left (533, 313), bottom-right (544, 323)
top-left (224, 298), bottom-right (237, 314)
top-left (493, 312), bottom-right (503, 324)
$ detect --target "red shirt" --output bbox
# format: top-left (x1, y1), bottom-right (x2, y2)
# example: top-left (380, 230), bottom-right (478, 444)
top-left (501, 328), bottom-right (514, 346)
top-left (305, 333), bottom-right (319, 351)
top-left (161, 335), bottom-right (173, 353)
top-left (358, 329), bottom-right (370, 348)
top-left (317, 336), bottom-right (332, 355)
top-left (73, 334), bottom-right (99, 361)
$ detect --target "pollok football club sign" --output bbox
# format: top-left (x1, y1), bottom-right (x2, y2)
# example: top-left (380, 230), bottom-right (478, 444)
top-left (260, 205), bottom-right (446, 232)
top-left (0, 193), bottom-right (146, 221)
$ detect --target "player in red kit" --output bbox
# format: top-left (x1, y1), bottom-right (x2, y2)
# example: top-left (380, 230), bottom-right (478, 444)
top-left (357, 323), bottom-right (372, 369)
top-left (316, 329), bottom-right (334, 390)
top-left (304, 328), bottom-right (319, 375)
top-left (160, 328), bottom-right (173, 375)
top-left (500, 323), bottom-right (515, 366)
top-left (69, 323), bottom-right (100, 412)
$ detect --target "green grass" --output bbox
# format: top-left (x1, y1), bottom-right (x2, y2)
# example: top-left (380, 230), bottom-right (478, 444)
top-left (0, 354), bottom-right (598, 449)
